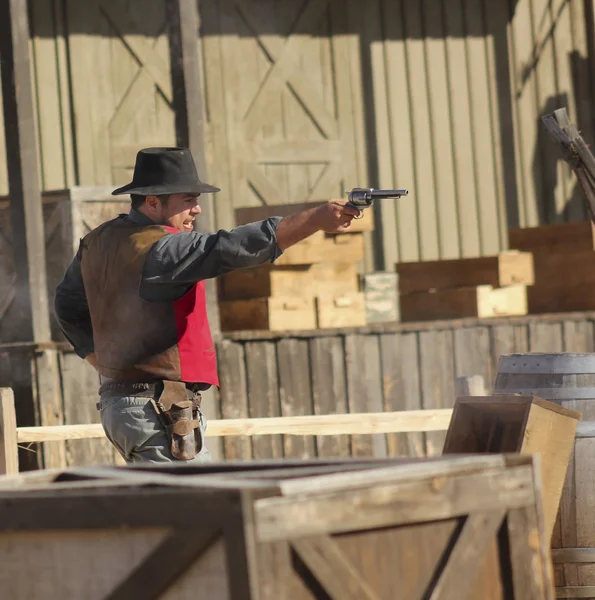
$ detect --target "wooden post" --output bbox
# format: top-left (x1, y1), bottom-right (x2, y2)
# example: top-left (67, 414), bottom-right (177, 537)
top-left (0, 0), bottom-right (53, 471)
top-left (0, 388), bottom-right (19, 475)
top-left (0, 0), bottom-right (51, 343)
top-left (455, 375), bottom-right (487, 398)
top-left (167, 0), bottom-right (222, 459)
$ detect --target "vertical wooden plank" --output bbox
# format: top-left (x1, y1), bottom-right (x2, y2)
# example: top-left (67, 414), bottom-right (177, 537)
top-left (345, 333), bottom-right (387, 458)
top-left (483, 0), bottom-right (513, 249)
top-left (402, 0), bottom-right (439, 261)
top-left (534, 0), bottom-right (568, 224)
top-left (310, 336), bottom-right (351, 458)
top-left (509, 0), bottom-right (542, 227)
top-left (384, 0), bottom-right (419, 263)
top-left (67, 0), bottom-right (116, 186)
top-left (443, 0), bottom-right (480, 258)
top-left (550, 0), bottom-right (583, 222)
top-left (369, 0), bottom-right (398, 269)
top-left (0, 0), bottom-right (51, 344)
top-left (217, 339), bottom-right (252, 460)
top-left (245, 341), bottom-right (283, 460)
top-left (380, 332), bottom-right (425, 457)
top-left (0, 387), bottom-right (18, 475)
top-left (529, 320), bottom-right (564, 353)
top-left (33, 349), bottom-right (66, 469)
top-left (330, 0), bottom-right (359, 194)
top-left (507, 505), bottom-right (553, 599)
top-left (277, 338), bottom-right (316, 459)
top-left (29, 0), bottom-right (70, 191)
top-left (61, 352), bottom-right (114, 467)
top-left (422, 0), bottom-right (459, 259)
top-left (570, 0), bottom-right (595, 161)
top-left (200, 0), bottom-right (234, 230)
top-left (490, 323), bottom-right (529, 388)
top-left (464, 0), bottom-right (501, 255)
top-left (419, 328), bottom-right (455, 456)
top-left (453, 327), bottom-right (492, 388)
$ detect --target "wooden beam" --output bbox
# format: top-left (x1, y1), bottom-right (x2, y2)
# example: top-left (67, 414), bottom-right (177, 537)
top-left (15, 409), bottom-right (455, 443)
top-left (0, 388), bottom-right (18, 475)
top-left (0, 0), bottom-right (51, 343)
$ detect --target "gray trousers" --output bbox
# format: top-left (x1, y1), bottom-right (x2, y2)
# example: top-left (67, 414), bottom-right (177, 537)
top-left (98, 394), bottom-right (212, 464)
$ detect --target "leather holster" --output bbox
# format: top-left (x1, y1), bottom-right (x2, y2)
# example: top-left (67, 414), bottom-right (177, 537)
top-left (151, 381), bottom-right (203, 460)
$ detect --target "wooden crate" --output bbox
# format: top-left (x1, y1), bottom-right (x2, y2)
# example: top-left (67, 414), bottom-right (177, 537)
top-left (400, 284), bottom-right (528, 322)
top-left (396, 250), bottom-right (534, 294)
top-left (443, 394), bottom-right (580, 542)
top-left (0, 454), bottom-right (555, 599)
top-left (275, 233), bottom-right (365, 266)
top-left (509, 221), bottom-right (595, 254)
top-left (218, 263), bottom-right (359, 301)
top-left (316, 292), bottom-right (366, 328)
top-left (219, 296), bottom-right (317, 332)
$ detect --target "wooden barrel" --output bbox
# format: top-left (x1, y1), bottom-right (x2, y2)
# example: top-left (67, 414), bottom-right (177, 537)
top-left (494, 353), bottom-right (595, 599)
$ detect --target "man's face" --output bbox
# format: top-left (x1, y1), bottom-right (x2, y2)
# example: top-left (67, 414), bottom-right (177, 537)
top-left (146, 193), bottom-right (201, 232)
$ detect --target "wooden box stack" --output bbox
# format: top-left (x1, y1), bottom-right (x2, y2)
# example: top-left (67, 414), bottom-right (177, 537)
top-left (509, 221), bottom-right (595, 314)
top-left (0, 455), bottom-right (555, 599)
top-left (218, 202), bottom-right (372, 332)
top-left (396, 250), bottom-right (534, 322)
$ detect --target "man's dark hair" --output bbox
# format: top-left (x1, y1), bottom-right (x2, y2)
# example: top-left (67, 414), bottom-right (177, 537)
top-left (130, 194), bottom-right (170, 210)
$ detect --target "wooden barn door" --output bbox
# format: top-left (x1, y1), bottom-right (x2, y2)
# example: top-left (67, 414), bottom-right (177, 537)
top-left (66, 0), bottom-right (177, 187)
top-left (200, 0), bottom-right (368, 231)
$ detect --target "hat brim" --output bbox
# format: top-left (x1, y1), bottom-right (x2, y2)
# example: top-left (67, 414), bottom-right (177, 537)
top-left (111, 182), bottom-right (221, 196)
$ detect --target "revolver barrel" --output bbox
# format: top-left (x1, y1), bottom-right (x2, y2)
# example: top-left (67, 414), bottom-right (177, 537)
top-left (345, 187), bottom-right (409, 208)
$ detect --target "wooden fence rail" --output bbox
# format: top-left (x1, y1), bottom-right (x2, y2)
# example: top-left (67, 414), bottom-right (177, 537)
top-left (0, 380), bottom-right (484, 477)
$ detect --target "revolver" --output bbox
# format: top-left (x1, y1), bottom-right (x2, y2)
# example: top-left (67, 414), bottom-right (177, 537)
top-left (345, 187), bottom-right (409, 216)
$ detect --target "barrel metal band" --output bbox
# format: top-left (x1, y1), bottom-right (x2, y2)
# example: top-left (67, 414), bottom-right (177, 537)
top-left (497, 353), bottom-right (595, 374)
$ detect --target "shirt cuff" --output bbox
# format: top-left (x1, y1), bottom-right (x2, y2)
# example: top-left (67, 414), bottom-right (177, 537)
top-left (265, 216), bottom-right (285, 262)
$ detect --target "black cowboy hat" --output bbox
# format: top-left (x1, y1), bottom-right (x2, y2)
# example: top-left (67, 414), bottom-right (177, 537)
top-left (112, 147), bottom-right (220, 196)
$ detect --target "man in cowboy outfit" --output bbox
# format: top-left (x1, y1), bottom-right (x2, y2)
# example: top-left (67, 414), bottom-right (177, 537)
top-left (54, 147), bottom-right (360, 464)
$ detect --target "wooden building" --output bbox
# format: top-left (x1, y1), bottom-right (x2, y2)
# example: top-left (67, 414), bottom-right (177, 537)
top-left (2, 0), bottom-right (595, 471)
top-left (1, 0), bottom-right (593, 268)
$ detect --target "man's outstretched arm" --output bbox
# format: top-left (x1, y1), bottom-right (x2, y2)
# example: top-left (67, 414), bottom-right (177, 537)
top-left (139, 199), bottom-right (360, 301)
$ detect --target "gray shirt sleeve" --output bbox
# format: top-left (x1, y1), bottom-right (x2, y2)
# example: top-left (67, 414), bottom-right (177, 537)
top-left (54, 255), bottom-right (95, 359)
top-left (140, 217), bottom-right (284, 301)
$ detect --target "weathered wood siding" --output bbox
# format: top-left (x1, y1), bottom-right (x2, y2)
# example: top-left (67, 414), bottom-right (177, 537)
top-left (1, 311), bottom-right (594, 469)
top-left (508, 0), bottom-right (594, 227)
top-left (0, 0), bottom-right (177, 195)
top-left (2, 0), bottom-right (595, 271)
top-left (367, 0), bottom-right (595, 268)
top-left (199, 0), bottom-right (370, 263)
top-left (217, 311), bottom-right (595, 461)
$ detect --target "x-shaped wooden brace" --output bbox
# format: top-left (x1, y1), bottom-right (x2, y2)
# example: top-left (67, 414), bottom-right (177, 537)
top-left (290, 510), bottom-right (518, 600)
top-left (235, 0), bottom-right (338, 141)
top-left (90, 0), bottom-right (173, 142)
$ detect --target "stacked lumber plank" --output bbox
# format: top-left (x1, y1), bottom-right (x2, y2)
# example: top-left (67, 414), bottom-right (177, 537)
top-left (396, 251), bottom-right (534, 322)
top-left (218, 202), bottom-right (370, 331)
top-left (509, 221), bottom-right (595, 314)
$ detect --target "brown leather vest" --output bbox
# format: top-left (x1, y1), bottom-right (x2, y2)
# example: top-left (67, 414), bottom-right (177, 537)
top-left (78, 215), bottom-right (218, 384)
